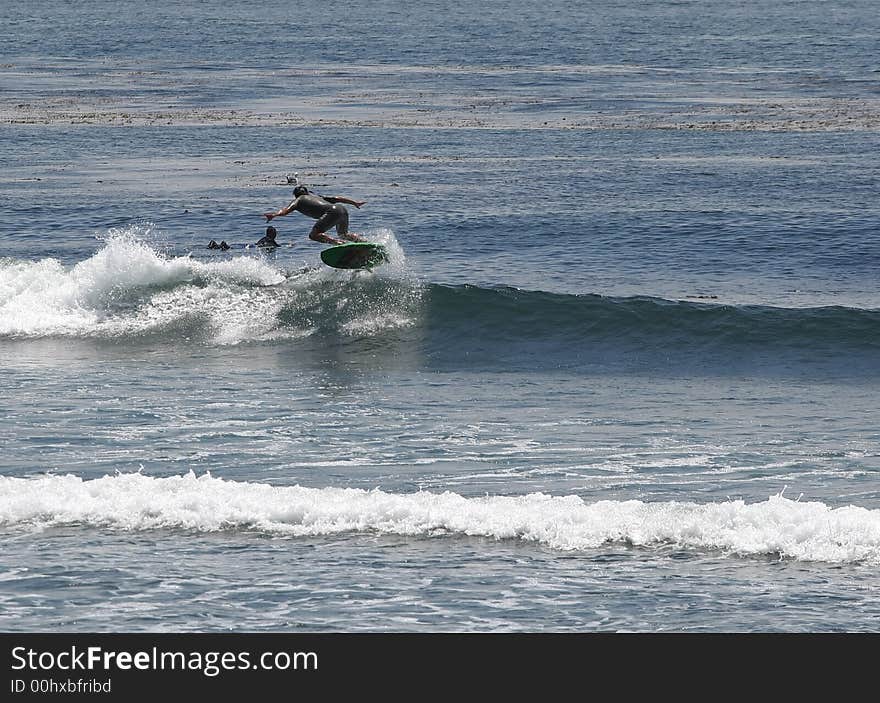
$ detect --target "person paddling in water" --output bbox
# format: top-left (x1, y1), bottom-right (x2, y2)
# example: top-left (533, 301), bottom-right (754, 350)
top-left (255, 225), bottom-right (279, 249)
top-left (264, 186), bottom-right (367, 245)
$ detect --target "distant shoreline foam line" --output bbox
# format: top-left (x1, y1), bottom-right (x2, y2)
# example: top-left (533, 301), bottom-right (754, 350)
top-left (1, 472), bottom-right (878, 564)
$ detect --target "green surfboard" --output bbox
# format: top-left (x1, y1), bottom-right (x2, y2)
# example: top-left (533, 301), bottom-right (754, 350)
top-left (320, 242), bottom-right (388, 270)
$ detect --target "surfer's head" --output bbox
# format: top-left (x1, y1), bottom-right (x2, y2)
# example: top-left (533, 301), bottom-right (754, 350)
top-left (265, 226), bottom-right (277, 239)
top-left (293, 185), bottom-right (309, 197)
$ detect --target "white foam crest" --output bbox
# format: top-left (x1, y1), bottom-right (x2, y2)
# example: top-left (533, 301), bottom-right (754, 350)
top-left (0, 257), bottom-right (99, 334)
top-left (2, 474), bottom-right (879, 564)
top-left (0, 228), bottom-right (285, 338)
top-left (0, 230), bottom-right (191, 336)
top-left (78, 227), bottom-right (195, 302)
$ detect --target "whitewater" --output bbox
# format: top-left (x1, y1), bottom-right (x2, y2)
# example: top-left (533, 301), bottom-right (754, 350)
top-left (3, 472), bottom-right (880, 565)
top-left (0, 229), bottom-right (416, 343)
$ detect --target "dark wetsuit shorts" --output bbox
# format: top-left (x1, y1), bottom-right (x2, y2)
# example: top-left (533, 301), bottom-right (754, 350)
top-left (313, 203), bottom-right (349, 235)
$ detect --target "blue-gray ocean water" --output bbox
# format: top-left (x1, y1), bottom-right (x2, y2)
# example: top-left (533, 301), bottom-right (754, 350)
top-left (1, 0), bottom-right (879, 632)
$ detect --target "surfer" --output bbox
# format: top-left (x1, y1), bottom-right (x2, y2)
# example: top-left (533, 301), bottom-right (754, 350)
top-left (263, 185), bottom-right (367, 246)
top-left (207, 239), bottom-right (230, 250)
top-left (255, 226), bottom-right (280, 249)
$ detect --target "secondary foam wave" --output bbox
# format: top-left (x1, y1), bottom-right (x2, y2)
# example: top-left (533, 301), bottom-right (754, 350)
top-left (1, 472), bottom-right (878, 565)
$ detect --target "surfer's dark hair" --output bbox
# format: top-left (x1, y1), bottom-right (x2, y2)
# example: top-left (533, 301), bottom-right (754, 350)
top-left (266, 226), bottom-right (277, 237)
top-left (293, 185), bottom-right (309, 197)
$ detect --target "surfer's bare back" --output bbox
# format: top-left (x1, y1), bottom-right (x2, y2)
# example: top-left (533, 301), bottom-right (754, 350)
top-left (264, 186), bottom-right (366, 246)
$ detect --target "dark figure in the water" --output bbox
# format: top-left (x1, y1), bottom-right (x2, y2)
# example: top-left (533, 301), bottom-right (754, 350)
top-left (255, 226), bottom-right (279, 249)
top-left (207, 239), bottom-right (230, 250)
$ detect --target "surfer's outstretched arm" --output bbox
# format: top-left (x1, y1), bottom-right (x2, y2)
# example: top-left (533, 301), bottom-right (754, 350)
top-left (264, 198), bottom-right (299, 221)
top-left (323, 196), bottom-right (366, 208)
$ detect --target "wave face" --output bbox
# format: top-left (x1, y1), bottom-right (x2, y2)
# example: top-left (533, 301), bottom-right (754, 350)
top-left (2, 230), bottom-right (878, 373)
top-left (423, 285), bottom-right (880, 372)
top-left (2, 472), bottom-right (879, 565)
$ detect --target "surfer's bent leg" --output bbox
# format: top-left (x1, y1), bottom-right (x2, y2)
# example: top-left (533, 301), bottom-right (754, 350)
top-left (334, 206), bottom-right (365, 242)
top-left (334, 206), bottom-right (350, 236)
top-left (309, 226), bottom-right (344, 245)
top-left (309, 212), bottom-right (345, 245)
